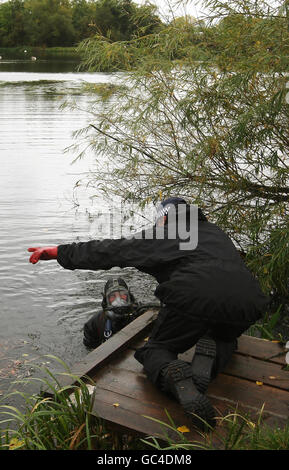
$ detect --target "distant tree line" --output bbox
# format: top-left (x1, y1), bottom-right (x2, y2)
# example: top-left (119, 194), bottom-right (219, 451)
top-left (0, 0), bottom-right (162, 47)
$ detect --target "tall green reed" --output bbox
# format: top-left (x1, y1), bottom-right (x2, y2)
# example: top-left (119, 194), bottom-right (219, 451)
top-left (142, 404), bottom-right (289, 450)
top-left (0, 355), bottom-right (110, 450)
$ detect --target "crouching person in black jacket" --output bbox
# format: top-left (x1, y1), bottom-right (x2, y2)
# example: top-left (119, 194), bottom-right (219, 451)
top-left (28, 197), bottom-right (269, 430)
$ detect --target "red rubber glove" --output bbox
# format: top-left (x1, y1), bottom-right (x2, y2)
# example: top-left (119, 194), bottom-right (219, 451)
top-left (28, 246), bottom-right (58, 264)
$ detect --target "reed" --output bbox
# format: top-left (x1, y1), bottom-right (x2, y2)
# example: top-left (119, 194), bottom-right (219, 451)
top-left (0, 356), bottom-right (128, 450)
top-left (248, 304), bottom-right (284, 341)
top-left (142, 405), bottom-right (289, 450)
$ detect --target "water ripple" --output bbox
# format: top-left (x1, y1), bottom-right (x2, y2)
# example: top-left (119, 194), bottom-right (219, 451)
top-left (0, 63), bottom-right (155, 405)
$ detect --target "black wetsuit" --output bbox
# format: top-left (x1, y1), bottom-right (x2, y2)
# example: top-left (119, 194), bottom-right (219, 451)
top-left (83, 310), bottom-right (107, 349)
top-left (83, 306), bottom-right (141, 349)
top-left (57, 215), bottom-right (269, 385)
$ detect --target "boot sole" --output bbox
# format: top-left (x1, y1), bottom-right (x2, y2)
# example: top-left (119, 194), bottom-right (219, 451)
top-left (191, 337), bottom-right (217, 394)
top-left (164, 360), bottom-right (216, 430)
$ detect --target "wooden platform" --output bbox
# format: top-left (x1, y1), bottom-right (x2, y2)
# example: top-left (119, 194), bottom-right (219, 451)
top-left (58, 309), bottom-right (289, 444)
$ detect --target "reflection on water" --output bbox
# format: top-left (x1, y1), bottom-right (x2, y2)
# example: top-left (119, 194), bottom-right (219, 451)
top-left (0, 61), bottom-right (156, 405)
top-left (0, 59), bottom-right (114, 84)
top-left (0, 59), bottom-right (81, 74)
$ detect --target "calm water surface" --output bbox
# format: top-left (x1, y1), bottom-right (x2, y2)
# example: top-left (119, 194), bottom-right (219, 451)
top-left (0, 60), bottom-right (156, 403)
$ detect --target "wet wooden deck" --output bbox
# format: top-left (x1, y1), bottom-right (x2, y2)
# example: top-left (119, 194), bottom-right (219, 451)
top-left (59, 309), bottom-right (289, 444)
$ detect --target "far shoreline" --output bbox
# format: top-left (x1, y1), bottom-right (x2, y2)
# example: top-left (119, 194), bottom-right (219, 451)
top-left (0, 46), bottom-right (81, 61)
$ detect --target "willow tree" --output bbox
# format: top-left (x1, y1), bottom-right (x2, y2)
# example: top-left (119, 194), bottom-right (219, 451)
top-left (70, 0), bottom-right (289, 302)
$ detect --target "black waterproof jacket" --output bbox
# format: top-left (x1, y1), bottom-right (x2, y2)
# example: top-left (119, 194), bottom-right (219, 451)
top-left (57, 219), bottom-right (269, 326)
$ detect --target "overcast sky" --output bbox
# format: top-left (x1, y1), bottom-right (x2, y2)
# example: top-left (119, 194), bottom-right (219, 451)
top-left (0, 0), bottom-right (208, 20)
top-left (141, 0), bottom-right (208, 20)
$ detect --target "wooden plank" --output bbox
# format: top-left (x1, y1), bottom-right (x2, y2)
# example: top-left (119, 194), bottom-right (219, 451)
top-left (93, 367), bottom-right (167, 403)
top-left (208, 374), bottom-right (289, 419)
top-left (90, 348), bottom-right (145, 376)
top-left (91, 387), bottom-right (199, 442)
top-left (222, 354), bottom-right (289, 391)
top-left (236, 336), bottom-right (287, 365)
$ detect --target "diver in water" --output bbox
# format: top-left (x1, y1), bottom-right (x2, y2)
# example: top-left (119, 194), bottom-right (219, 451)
top-left (83, 277), bottom-right (139, 349)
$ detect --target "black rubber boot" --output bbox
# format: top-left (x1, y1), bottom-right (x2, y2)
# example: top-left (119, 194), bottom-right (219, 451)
top-left (191, 336), bottom-right (217, 394)
top-left (191, 336), bottom-right (238, 393)
top-left (212, 338), bottom-right (238, 378)
top-left (160, 360), bottom-right (216, 430)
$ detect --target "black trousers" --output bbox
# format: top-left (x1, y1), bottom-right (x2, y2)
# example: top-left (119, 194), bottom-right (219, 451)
top-left (134, 306), bottom-right (252, 385)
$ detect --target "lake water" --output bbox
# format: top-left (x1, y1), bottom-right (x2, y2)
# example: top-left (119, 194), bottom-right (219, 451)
top-left (0, 60), bottom-right (156, 406)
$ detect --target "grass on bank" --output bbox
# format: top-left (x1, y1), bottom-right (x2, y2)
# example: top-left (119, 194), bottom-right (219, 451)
top-left (142, 405), bottom-right (289, 451)
top-left (247, 304), bottom-right (285, 342)
top-left (0, 356), bottom-right (147, 451)
top-left (0, 355), bottom-right (288, 451)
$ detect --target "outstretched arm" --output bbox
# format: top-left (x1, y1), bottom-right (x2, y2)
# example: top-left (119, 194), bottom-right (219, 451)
top-left (56, 237), bottom-right (165, 271)
top-left (28, 231), bottom-right (183, 272)
top-left (27, 238), bottom-right (159, 271)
